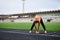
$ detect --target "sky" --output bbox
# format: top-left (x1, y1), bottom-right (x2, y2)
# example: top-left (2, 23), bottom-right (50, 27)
top-left (0, 0), bottom-right (60, 14)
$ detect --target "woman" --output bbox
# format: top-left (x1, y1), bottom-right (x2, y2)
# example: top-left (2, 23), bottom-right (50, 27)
top-left (29, 16), bottom-right (47, 34)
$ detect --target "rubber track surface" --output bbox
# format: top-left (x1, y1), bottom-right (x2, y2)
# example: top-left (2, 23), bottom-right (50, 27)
top-left (0, 28), bottom-right (60, 40)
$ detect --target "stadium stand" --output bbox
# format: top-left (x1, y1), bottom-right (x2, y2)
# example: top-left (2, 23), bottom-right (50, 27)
top-left (0, 10), bottom-right (60, 22)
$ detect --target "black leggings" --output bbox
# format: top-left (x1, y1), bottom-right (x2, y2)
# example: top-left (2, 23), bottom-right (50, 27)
top-left (30, 19), bottom-right (46, 31)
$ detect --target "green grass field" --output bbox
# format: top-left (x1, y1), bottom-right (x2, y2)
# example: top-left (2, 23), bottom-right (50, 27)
top-left (0, 22), bottom-right (60, 32)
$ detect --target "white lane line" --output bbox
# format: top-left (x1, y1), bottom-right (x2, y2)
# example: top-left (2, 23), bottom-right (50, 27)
top-left (40, 34), bottom-right (60, 37)
top-left (1, 31), bottom-right (29, 34)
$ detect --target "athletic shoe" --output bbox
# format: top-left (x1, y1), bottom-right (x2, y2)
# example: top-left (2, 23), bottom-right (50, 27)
top-left (29, 30), bottom-right (32, 33)
top-left (44, 31), bottom-right (47, 34)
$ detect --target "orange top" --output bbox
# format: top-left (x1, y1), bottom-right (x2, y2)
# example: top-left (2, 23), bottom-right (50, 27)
top-left (34, 16), bottom-right (42, 22)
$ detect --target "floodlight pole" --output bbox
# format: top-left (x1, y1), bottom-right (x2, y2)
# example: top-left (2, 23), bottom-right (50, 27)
top-left (22, 0), bottom-right (25, 13)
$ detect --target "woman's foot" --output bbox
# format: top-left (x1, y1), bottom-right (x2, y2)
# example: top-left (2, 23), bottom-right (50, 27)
top-left (44, 30), bottom-right (47, 34)
top-left (29, 30), bottom-right (32, 33)
top-left (36, 31), bottom-right (39, 34)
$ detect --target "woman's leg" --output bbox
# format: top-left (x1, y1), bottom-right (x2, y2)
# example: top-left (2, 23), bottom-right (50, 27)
top-left (29, 21), bottom-right (36, 33)
top-left (40, 19), bottom-right (46, 30)
top-left (35, 25), bottom-right (37, 31)
top-left (31, 21), bottom-right (36, 31)
top-left (40, 19), bottom-right (47, 33)
top-left (36, 22), bottom-right (40, 34)
top-left (37, 22), bottom-right (40, 31)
